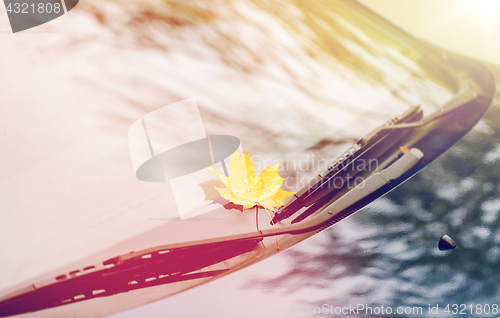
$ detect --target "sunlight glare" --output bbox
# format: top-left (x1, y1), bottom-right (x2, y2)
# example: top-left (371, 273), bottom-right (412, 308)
top-left (466, 0), bottom-right (500, 21)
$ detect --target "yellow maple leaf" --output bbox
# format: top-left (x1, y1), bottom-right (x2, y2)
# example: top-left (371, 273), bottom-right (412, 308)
top-left (207, 150), bottom-right (294, 212)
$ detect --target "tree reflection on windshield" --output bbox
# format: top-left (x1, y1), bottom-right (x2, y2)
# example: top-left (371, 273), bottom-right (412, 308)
top-left (82, 0), bottom-right (450, 90)
top-left (78, 0), bottom-right (454, 171)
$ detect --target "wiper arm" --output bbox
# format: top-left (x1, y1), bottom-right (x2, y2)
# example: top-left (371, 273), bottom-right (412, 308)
top-left (272, 105), bottom-right (422, 224)
top-left (272, 85), bottom-right (478, 224)
top-left (377, 85), bottom-right (478, 131)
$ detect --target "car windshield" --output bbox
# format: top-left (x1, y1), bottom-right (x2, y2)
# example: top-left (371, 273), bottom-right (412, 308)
top-left (68, 0), bottom-right (457, 196)
top-left (3, 0), bottom-right (492, 317)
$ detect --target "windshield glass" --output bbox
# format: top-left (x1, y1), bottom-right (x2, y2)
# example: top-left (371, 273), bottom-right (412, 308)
top-left (0, 0), bottom-right (464, 316)
top-left (78, 0), bottom-right (457, 193)
top-left (81, 0), bottom-right (455, 147)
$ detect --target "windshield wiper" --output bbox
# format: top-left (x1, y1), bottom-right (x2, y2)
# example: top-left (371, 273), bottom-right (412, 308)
top-left (272, 105), bottom-right (423, 224)
top-left (272, 85), bottom-right (478, 224)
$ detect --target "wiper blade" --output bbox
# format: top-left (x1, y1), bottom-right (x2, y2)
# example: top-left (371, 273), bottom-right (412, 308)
top-left (273, 105), bottom-right (423, 224)
top-left (272, 85), bottom-right (479, 224)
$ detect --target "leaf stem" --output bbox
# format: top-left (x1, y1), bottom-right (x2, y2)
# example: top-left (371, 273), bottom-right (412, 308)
top-left (255, 206), bottom-right (259, 232)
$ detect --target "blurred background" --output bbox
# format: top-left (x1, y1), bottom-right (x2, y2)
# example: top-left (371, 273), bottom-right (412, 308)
top-left (361, 0), bottom-right (500, 66)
